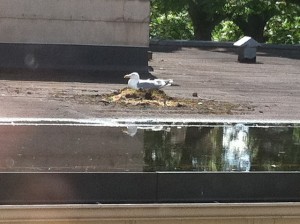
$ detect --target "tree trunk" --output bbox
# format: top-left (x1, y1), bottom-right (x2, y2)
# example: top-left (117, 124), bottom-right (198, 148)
top-left (188, 5), bottom-right (223, 41)
top-left (192, 20), bottom-right (215, 41)
top-left (233, 14), bottom-right (272, 43)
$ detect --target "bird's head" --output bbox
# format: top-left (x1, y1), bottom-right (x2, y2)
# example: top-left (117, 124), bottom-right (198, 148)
top-left (124, 72), bottom-right (140, 80)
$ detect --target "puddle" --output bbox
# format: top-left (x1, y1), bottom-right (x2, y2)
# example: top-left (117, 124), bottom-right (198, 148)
top-left (0, 122), bottom-right (299, 172)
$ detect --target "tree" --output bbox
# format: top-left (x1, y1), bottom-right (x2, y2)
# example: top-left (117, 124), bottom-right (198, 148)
top-left (212, 20), bottom-right (243, 41)
top-left (224, 0), bottom-right (300, 43)
top-left (150, 0), bottom-right (193, 39)
top-left (225, 0), bottom-right (284, 42)
top-left (187, 0), bottom-right (227, 40)
top-left (265, 1), bottom-right (300, 44)
top-left (151, 0), bottom-right (227, 40)
top-left (286, 0), bottom-right (300, 5)
top-left (150, 0), bottom-right (300, 43)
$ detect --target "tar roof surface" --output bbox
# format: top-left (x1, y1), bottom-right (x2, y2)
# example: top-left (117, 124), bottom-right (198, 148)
top-left (0, 44), bottom-right (299, 121)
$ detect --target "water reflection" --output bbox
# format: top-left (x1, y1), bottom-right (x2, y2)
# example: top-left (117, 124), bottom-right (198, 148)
top-left (123, 126), bottom-right (170, 137)
top-left (249, 125), bottom-right (300, 171)
top-left (223, 124), bottom-right (250, 172)
top-left (0, 124), bottom-right (299, 172)
top-left (142, 124), bottom-right (300, 172)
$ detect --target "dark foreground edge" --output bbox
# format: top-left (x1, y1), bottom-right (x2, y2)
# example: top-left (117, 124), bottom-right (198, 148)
top-left (0, 172), bottom-right (299, 205)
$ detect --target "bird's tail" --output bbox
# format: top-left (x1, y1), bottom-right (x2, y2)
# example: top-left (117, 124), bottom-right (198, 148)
top-left (165, 79), bottom-right (173, 86)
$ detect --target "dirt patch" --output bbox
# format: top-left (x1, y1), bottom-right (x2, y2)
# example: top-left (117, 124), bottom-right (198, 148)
top-left (51, 88), bottom-right (253, 115)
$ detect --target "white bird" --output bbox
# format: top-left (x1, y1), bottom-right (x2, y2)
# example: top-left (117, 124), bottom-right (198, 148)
top-left (124, 72), bottom-right (173, 90)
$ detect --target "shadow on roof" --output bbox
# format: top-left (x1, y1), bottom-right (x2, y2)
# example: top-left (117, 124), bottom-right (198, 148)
top-left (0, 69), bottom-right (157, 84)
top-left (150, 45), bottom-right (182, 53)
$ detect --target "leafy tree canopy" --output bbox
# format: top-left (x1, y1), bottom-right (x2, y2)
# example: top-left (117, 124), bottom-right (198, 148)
top-left (150, 0), bottom-right (300, 44)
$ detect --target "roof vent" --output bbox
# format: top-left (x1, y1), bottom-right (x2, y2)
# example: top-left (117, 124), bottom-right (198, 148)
top-left (234, 36), bottom-right (261, 63)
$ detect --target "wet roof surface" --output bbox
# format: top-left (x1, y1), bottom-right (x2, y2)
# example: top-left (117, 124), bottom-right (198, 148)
top-left (0, 123), bottom-right (299, 172)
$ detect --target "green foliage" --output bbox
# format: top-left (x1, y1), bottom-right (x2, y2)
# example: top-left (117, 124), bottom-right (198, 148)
top-left (224, 0), bottom-right (286, 42)
top-left (265, 2), bottom-right (300, 44)
top-left (225, 0), bottom-right (282, 18)
top-left (150, 0), bottom-right (300, 44)
top-left (212, 20), bottom-right (243, 41)
top-left (150, 10), bottom-right (194, 40)
top-left (266, 16), bottom-right (300, 44)
top-left (150, 0), bottom-right (193, 40)
top-left (150, 0), bottom-right (188, 14)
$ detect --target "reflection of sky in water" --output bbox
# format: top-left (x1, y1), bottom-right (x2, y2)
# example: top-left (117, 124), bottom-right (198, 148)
top-left (222, 124), bottom-right (251, 172)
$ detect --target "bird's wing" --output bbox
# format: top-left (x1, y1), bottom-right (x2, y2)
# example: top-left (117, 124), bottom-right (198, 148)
top-left (137, 80), bottom-right (161, 89)
top-left (154, 79), bottom-right (174, 87)
top-left (137, 79), bottom-right (174, 89)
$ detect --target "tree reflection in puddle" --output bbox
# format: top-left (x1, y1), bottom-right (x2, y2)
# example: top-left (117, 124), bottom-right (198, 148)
top-left (141, 124), bottom-right (300, 172)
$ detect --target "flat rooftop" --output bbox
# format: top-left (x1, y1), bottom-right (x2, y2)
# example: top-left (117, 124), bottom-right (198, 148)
top-left (0, 44), bottom-right (299, 121)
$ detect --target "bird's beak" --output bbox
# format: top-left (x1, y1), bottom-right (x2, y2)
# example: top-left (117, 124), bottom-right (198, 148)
top-left (124, 74), bottom-right (131, 79)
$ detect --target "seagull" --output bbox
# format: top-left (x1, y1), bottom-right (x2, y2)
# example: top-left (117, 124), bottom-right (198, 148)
top-left (124, 72), bottom-right (173, 90)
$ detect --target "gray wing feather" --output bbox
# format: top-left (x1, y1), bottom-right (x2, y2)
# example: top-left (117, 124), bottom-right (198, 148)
top-left (137, 80), bottom-right (160, 89)
top-left (137, 79), bottom-right (173, 89)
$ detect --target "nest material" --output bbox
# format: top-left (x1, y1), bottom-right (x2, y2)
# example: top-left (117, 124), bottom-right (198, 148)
top-left (106, 88), bottom-right (183, 107)
top-left (52, 88), bottom-right (252, 115)
top-left (100, 88), bottom-right (246, 114)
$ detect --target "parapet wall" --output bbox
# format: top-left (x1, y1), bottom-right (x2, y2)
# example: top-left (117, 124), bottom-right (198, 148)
top-left (0, 0), bottom-right (150, 47)
top-left (0, 0), bottom-right (150, 72)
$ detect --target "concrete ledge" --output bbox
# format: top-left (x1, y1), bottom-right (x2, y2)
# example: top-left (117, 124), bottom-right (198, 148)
top-left (150, 39), bottom-right (234, 49)
top-left (150, 39), bottom-right (300, 50)
top-left (0, 203), bottom-right (300, 223)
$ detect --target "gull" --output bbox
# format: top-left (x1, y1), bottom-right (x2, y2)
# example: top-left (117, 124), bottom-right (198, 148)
top-left (124, 72), bottom-right (173, 90)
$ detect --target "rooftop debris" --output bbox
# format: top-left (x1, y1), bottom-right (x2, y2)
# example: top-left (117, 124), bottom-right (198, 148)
top-left (53, 88), bottom-right (253, 115)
